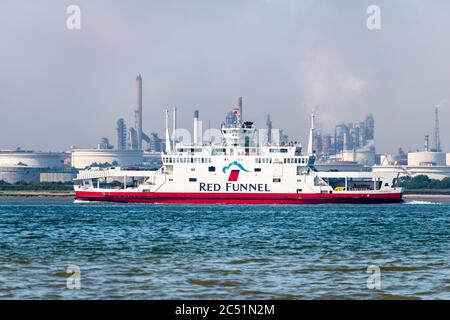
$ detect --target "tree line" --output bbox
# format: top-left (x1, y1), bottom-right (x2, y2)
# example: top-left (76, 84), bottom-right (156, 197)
top-left (0, 180), bottom-right (74, 191)
top-left (398, 175), bottom-right (450, 189)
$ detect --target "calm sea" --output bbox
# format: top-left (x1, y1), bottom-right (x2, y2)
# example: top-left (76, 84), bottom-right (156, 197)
top-left (0, 197), bottom-right (449, 299)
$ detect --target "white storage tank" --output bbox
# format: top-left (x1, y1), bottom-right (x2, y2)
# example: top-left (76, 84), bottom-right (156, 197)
top-left (71, 149), bottom-right (144, 169)
top-left (0, 166), bottom-right (41, 183)
top-left (0, 151), bottom-right (65, 168)
top-left (407, 151), bottom-right (446, 167)
top-left (341, 150), bottom-right (375, 166)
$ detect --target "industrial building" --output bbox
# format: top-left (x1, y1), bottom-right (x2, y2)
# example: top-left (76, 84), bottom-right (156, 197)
top-left (373, 106), bottom-right (450, 180)
top-left (0, 150), bottom-right (67, 183)
top-left (312, 113), bottom-right (376, 168)
top-left (113, 74), bottom-right (167, 153)
top-left (116, 118), bottom-right (127, 151)
top-left (0, 166), bottom-right (41, 184)
top-left (40, 172), bottom-right (76, 183)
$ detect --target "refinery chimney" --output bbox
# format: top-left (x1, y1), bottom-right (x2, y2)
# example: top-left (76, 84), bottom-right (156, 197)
top-left (433, 105), bottom-right (441, 152)
top-left (135, 74), bottom-right (143, 150)
top-left (424, 134), bottom-right (429, 152)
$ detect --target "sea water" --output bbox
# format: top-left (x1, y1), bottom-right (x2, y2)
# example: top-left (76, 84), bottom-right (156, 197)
top-left (0, 197), bottom-right (448, 299)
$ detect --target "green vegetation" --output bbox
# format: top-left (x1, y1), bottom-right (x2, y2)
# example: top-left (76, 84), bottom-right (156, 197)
top-left (398, 175), bottom-right (450, 190)
top-left (87, 161), bottom-right (119, 169)
top-left (0, 180), bottom-right (74, 191)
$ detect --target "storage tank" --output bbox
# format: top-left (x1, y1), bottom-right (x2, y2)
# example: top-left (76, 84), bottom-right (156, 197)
top-left (407, 151), bottom-right (446, 166)
top-left (71, 149), bottom-right (144, 169)
top-left (341, 150), bottom-right (375, 166)
top-left (0, 151), bottom-right (65, 168)
top-left (0, 166), bottom-right (41, 183)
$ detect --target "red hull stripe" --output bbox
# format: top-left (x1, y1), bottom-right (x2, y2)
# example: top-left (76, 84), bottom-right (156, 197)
top-left (75, 191), bottom-right (403, 204)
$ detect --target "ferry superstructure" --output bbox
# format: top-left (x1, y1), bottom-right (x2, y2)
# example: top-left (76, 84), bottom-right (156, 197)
top-left (74, 106), bottom-right (403, 204)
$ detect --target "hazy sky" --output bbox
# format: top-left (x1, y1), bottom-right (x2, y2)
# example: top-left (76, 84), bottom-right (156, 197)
top-left (1, 0), bottom-right (449, 153)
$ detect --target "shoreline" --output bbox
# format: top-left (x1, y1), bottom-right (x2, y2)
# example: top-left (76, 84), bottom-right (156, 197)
top-left (0, 191), bottom-right (74, 197)
top-left (403, 194), bottom-right (450, 199)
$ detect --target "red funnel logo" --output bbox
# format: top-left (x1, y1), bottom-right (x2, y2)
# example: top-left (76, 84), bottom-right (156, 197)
top-left (228, 170), bottom-right (240, 182)
top-left (222, 161), bottom-right (250, 182)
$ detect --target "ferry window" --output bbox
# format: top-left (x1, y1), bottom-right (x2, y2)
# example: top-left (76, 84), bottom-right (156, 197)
top-left (269, 158), bottom-right (272, 163)
top-left (191, 168), bottom-right (195, 171)
top-left (255, 168), bottom-right (261, 172)
top-left (208, 166), bottom-right (216, 172)
top-left (273, 178), bottom-right (281, 183)
top-left (190, 158), bottom-right (194, 163)
top-left (189, 178), bottom-right (197, 182)
top-left (280, 149), bottom-right (288, 153)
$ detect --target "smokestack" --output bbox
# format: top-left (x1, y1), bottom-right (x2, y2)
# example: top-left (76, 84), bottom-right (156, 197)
top-left (193, 110), bottom-right (199, 145)
top-left (165, 109), bottom-right (171, 153)
top-left (434, 105), bottom-right (441, 152)
top-left (135, 74), bottom-right (143, 150)
top-left (238, 97), bottom-right (243, 125)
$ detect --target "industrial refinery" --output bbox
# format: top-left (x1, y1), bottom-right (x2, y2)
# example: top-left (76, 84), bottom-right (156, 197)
top-left (374, 106), bottom-right (450, 179)
top-left (1, 73), bottom-right (449, 184)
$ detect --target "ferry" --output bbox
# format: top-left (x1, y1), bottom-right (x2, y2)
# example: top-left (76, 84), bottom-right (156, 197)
top-left (74, 105), bottom-right (403, 204)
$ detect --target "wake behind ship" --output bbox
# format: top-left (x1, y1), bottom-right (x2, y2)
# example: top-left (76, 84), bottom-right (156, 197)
top-left (74, 101), bottom-right (403, 204)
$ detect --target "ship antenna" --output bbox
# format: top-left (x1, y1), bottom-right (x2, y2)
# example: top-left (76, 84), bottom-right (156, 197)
top-left (307, 108), bottom-right (316, 155)
top-left (165, 109), bottom-right (172, 153)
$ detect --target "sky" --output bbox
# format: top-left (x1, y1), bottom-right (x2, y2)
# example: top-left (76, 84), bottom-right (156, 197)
top-left (0, 0), bottom-right (449, 154)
